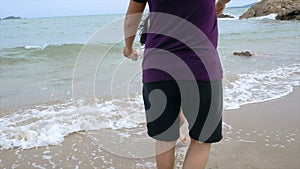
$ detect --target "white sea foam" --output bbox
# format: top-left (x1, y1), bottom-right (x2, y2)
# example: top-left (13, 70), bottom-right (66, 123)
top-left (0, 64), bottom-right (299, 150)
top-left (24, 45), bottom-right (43, 49)
top-left (222, 122), bottom-right (233, 130)
top-left (0, 97), bottom-right (145, 150)
top-left (238, 139), bottom-right (256, 143)
top-left (24, 44), bottom-right (64, 50)
top-left (224, 64), bottom-right (300, 109)
top-left (249, 14), bottom-right (277, 20)
top-left (0, 105), bottom-right (81, 149)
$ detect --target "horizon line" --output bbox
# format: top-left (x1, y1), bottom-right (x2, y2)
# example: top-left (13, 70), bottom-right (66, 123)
top-left (1, 3), bottom-right (253, 20)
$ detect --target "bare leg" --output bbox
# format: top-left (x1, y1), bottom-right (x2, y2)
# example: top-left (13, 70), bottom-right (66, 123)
top-left (180, 111), bottom-right (186, 126)
top-left (183, 139), bottom-right (211, 169)
top-left (156, 140), bottom-right (176, 169)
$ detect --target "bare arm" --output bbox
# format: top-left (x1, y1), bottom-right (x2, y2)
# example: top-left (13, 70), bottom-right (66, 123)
top-left (123, 0), bottom-right (146, 59)
top-left (216, 0), bottom-right (231, 16)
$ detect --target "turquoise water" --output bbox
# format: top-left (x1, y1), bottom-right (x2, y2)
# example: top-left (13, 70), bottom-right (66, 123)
top-left (0, 8), bottom-right (299, 149)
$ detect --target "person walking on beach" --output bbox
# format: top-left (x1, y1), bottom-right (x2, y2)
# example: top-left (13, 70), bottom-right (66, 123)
top-left (124, 0), bottom-right (230, 168)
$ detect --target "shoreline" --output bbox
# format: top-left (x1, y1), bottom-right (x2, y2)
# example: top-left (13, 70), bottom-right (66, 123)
top-left (1, 86), bottom-right (299, 168)
top-left (1, 83), bottom-right (297, 114)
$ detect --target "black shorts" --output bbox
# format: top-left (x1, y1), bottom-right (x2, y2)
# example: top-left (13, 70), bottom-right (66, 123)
top-left (142, 80), bottom-right (223, 143)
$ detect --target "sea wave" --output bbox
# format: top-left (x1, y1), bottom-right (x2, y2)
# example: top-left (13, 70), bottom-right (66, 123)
top-left (0, 64), bottom-right (299, 150)
top-left (1, 43), bottom-right (124, 52)
top-left (224, 64), bottom-right (300, 109)
top-left (0, 97), bottom-right (144, 150)
top-left (0, 43), bottom-right (125, 65)
top-left (0, 96), bottom-right (233, 150)
top-left (249, 13), bottom-right (277, 20)
top-left (24, 45), bottom-right (45, 49)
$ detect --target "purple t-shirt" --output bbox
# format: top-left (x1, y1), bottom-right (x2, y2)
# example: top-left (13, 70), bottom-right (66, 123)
top-left (133, 0), bottom-right (223, 83)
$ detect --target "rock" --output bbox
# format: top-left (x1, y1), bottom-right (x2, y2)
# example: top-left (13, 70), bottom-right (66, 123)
top-left (233, 51), bottom-right (253, 57)
top-left (218, 14), bottom-right (235, 18)
top-left (239, 0), bottom-right (300, 19)
top-left (3, 16), bottom-right (22, 20)
top-left (276, 10), bottom-right (300, 20)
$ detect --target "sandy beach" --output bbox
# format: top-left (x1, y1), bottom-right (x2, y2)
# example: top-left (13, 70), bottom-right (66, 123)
top-left (1, 86), bottom-right (299, 169)
top-left (1, 0), bottom-right (300, 168)
top-left (209, 86), bottom-right (300, 169)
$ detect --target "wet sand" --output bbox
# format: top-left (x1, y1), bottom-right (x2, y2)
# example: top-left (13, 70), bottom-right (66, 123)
top-left (208, 86), bottom-right (300, 169)
top-left (1, 86), bottom-right (299, 169)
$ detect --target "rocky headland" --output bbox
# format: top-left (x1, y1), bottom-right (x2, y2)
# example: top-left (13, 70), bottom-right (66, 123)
top-left (239, 0), bottom-right (300, 20)
top-left (2, 16), bottom-right (23, 20)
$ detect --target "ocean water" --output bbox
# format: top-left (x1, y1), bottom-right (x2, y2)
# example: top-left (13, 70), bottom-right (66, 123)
top-left (0, 8), bottom-right (300, 150)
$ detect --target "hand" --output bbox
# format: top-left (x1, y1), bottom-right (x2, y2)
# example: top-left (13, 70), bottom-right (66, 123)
top-left (123, 46), bottom-right (139, 61)
top-left (216, 1), bottom-right (226, 17)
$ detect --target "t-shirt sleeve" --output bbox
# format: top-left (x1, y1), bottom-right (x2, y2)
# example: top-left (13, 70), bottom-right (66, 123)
top-left (133, 0), bottom-right (147, 3)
